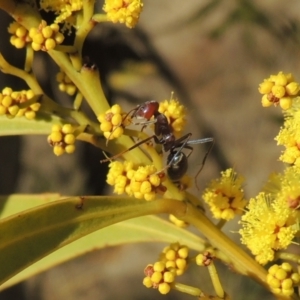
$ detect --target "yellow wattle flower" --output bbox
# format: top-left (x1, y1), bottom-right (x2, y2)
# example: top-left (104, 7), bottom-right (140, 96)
top-left (103, 0), bottom-right (144, 28)
top-left (202, 168), bottom-right (246, 220)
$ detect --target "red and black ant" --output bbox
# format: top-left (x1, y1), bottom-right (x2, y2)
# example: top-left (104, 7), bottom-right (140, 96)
top-left (101, 100), bottom-right (214, 189)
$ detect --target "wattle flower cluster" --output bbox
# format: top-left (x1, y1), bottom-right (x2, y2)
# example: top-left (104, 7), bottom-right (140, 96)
top-left (29, 20), bottom-right (64, 51)
top-left (202, 168), bottom-right (247, 220)
top-left (103, 0), bottom-right (144, 28)
top-left (106, 161), bottom-right (166, 201)
top-left (158, 98), bottom-right (186, 135)
top-left (98, 104), bottom-right (131, 141)
top-left (0, 88), bottom-right (40, 119)
top-left (47, 124), bottom-right (76, 156)
top-left (258, 71), bottom-right (300, 110)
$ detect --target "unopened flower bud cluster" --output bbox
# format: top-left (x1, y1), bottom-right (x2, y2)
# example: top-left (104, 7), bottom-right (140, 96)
top-left (56, 69), bottom-right (77, 96)
top-left (258, 72), bottom-right (300, 110)
top-left (267, 263), bottom-right (300, 297)
top-left (196, 249), bottom-right (215, 267)
top-left (98, 104), bottom-right (131, 141)
top-left (47, 124), bottom-right (76, 156)
top-left (0, 88), bottom-right (40, 119)
top-left (159, 242), bottom-right (189, 276)
top-left (143, 261), bottom-right (176, 294)
top-left (106, 161), bottom-right (166, 201)
top-left (29, 20), bottom-right (64, 51)
top-left (8, 22), bottom-right (32, 49)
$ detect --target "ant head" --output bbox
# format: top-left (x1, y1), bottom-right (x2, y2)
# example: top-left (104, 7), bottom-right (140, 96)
top-left (135, 100), bottom-right (159, 120)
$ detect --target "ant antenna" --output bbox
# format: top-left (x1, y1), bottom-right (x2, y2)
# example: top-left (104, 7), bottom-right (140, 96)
top-left (101, 151), bottom-right (113, 163)
top-left (100, 135), bottom-right (156, 163)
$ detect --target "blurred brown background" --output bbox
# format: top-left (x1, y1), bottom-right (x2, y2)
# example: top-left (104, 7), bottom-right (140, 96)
top-left (1, 0), bottom-right (300, 299)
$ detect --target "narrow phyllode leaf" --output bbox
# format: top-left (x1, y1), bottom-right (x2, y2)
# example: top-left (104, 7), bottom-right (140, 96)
top-left (0, 215), bottom-right (205, 290)
top-left (0, 194), bottom-right (61, 218)
top-left (0, 113), bottom-right (63, 136)
top-left (0, 195), bottom-right (188, 285)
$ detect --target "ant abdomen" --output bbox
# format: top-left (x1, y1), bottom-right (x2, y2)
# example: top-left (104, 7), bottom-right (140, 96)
top-left (166, 152), bottom-right (188, 182)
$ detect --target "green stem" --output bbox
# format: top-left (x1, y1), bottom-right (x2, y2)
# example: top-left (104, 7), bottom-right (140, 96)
top-left (92, 14), bottom-right (109, 23)
top-left (69, 53), bottom-right (82, 71)
top-left (275, 252), bottom-right (300, 264)
top-left (73, 92), bottom-right (83, 110)
top-left (48, 50), bottom-right (109, 116)
top-left (74, 0), bottom-right (96, 57)
top-left (82, 0), bottom-right (95, 24)
top-left (185, 191), bottom-right (205, 209)
top-left (216, 219), bottom-right (227, 229)
top-left (214, 249), bottom-right (231, 265)
top-left (54, 45), bottom-right (77, 53)
top-left (39, 95), bottom-right (100, 132)
top-left (24, 44), bottom-right (33, 73)
top-left (172, 282), bottom-right (202, 297)
top-left (0, 52), bottom-right (43, 94)
top-left (77, 132), bottom-right (107, 149)
top-left (207, 262), bottom-right (225, 299)
top-left (180, 202), bottom-right (268, 287)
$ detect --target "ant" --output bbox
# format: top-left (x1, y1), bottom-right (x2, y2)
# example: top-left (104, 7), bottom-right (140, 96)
top-left (101, 100), bottom-right (214, 189)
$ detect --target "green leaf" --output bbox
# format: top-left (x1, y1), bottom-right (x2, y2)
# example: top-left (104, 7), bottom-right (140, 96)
top-left (0, 113), bottom-right (63, 136)
top-left (0, 194), bottom-right (61, 218)
top-left (0, 195), bottom-right (200, 288)
top-left (0, 215), bottom-right (205, 291)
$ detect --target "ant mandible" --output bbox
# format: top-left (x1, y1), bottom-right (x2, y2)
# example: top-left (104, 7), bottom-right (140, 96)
top-left (101, 100), bottom-right (214, 189)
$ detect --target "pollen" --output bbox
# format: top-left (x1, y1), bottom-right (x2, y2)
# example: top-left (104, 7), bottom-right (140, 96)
top-left (258, 72), bottom-right (300, 110)
top-left (40, 0), bottom-right (83, 24)
top-left (202, 168), bottom-right (247, 221)
top-left (47, 124), bottom-right (77, 156)
top-left (103, 0), bottom-right (144, 29)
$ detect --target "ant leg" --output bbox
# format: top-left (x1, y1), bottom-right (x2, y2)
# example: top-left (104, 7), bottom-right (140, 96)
top-left (194, 138), bottom-right (215, 190)
top-left (100, 135), bottom-right (157, 163)
top-left (132, 119), bottom-right (157, 136)
top-left (132, 119), bottom-right (157, 127)
top-left (122, 106), bottom-right (139, 124)
top-left (105, 124), bottom-right (124, 146)
top-left (186, 137), bottom-right (214, 146)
